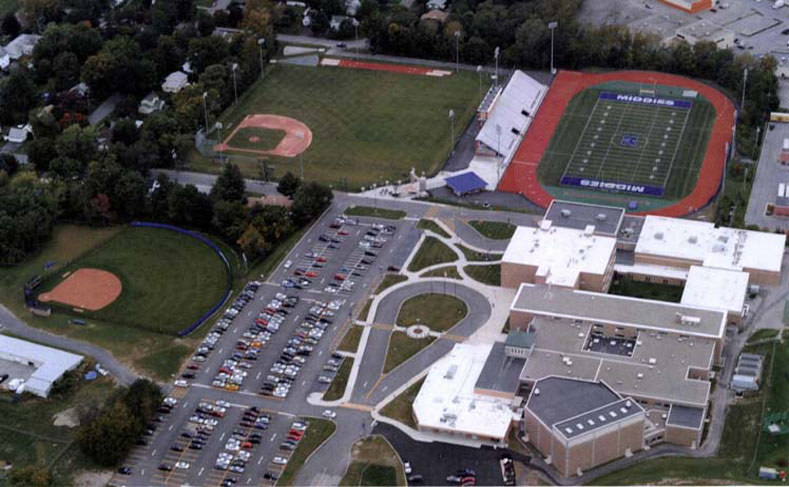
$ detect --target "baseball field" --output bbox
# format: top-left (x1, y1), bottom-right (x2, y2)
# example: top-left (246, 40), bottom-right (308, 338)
top-left (207, 62), bottom-right (483, 188)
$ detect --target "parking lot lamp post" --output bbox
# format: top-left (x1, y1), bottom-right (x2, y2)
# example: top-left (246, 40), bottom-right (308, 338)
top-left (231, 63), bottom-right (239, 105)
top-left (258, 38), bottom-right (266, 78)
top-left (548, 21), bottom-right (558, 74)
top-left (454, 30), bottom-right (460, 73)
top-left (741, 68), bottom-right (748, 118)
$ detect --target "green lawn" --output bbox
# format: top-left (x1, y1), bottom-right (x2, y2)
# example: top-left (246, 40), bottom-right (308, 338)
top-left (748, 329), bottom-right (779, 343)
top-left (420, 266), bottom-right (461, 279)
top-left (375, 274), bottom-right (408, 294)
top-left (358, 298), bottom-right (372, 322)
top-left (345, 206), bottom-right (406, 220)
top-left (380, 378), bottom-right (424, 429)
top-left (133, 344), bottom-right (194, 381)
top-left (395, 293), bottom-right (467, 332)
top-left (383, 333), bottom-right (435, 374)
top-left (416, 219), bottom-right (450, 238)
top-left (227, 126), bottom-right (285, 152)
top-left (276, 418), bottom-right (336, 486)
top-left (608, 277), bottom-right (683, 303)
top-left (323, 358), bottom-right (353, 401)
top-left (464, 264), bottom-right (501, 286)
top-left (456, 243), bottom-right (502, 262)
top-left (340, 436), bottom-right (405, 487)
top-left (407, 237), bottom-right (457, 272)
top-left (538, 84), bottom-right (715, 202)
top-left (0, 373), bottom-right (116, 484)
top-left (337, 325), bottom-right (363, 353)
top-left (36, 226), bottom-right (230, 336)
top-left (209, 63), bottom-right (482, 188)
top-left (468, 220), bottom-right (515, 240)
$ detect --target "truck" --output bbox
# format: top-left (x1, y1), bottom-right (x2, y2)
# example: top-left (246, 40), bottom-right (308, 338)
top-left (783, 138), bottom-right (789, 151)
top-left (759, 467), bottom-right (778, 480)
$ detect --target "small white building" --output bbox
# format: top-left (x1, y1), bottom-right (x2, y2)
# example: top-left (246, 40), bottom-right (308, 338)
top-left (0, 46), bottom-right (9, 70)
top-left (138, 92), bottom-right (165, 115)
top-left (426, 0), bottom-right (447, 9)
top-left (162, 71), bottom-right (189, 93)
top-left (5, 124), bottom-right (31, 143)
top-left (412, 343), bottom-right (518, 444)
top-left (0, 335), bottom-right (83, 398)
top-left (4, 34), bottom-right (42, 60)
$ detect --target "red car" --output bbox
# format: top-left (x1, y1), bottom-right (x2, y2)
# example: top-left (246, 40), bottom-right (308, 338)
top-left (334, 274), bottom-right (346, 281)
top-left (305, 271), bottom-right (318, 278)
top-left (288, 429), bottom-right (304, 438)
top-left (186, 363), bottom-right (199, 370)
top-left (337, 230), bottom-right (349, 236)
top-left (315, 257), bottom-right (327, 263)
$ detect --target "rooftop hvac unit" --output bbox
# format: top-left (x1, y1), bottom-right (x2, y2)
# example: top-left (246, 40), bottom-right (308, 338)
top-left (681, 315), bottom-right (701, 326)
top-left (654, 232), bottom-right (664, 240)
top-left (648, 357), bottom-right (657, 365)
top-left (560, 209), bottom-right (572, 217)
top-left (688, 235), bottom-right (697, 244)
top-left (636, 373), bottom-right (644, 379)
top-left (444, 364), bottom-right (458, 379)
top-left (533, 387), bottom-right (540, 396)
top-left (595, 213), bottom-right (607, 222)
top-left (625, 400), bottom-right (632, 408)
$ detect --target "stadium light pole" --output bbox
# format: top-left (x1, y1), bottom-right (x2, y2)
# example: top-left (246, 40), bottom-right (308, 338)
top-left (494, 46), bottom-right (499, 88)
top-left (548, 21), bottom-right (558, 75)
top-left (449, 109), bottom-right (455, 159)
top-left (354, 22), bottom-right (359, 60)
top-left (496, 123), bottom-right (502, 182)
top-left (476, 65), bottom-right (482, 93)
top-left (258, 38), bottom-right (266, 79)
top-left (454, 30), bottom-right (460, 73)
top-left (231, 63), bottom-right (238, 105)
top-left (295, 132), bottom-right (305, 180)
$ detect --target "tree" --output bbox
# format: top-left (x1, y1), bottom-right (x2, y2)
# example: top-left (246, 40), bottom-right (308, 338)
top-left (168, 184), bottom-right (214, 229)
top-left (77, 400), bottom-right (137, 466)
top-left (114, 171), bottom-right (146, 220)
top-left (277, 171), bottom-right (301, 197)
top-left (8, 465), bottom-right (51, 487)
top-left (291, 182), bottom-right (333, 224)
top-left (0, 69), bottom-right (36, 125)
top-left (0, 153), bottom-right (19, 176)
top-left (112, 118), bottom-right (140, 146)
top-left (20, 0), bottom-right (61, 29)
top-left (2, 13), bottom-right (20, 37)
top-left (242, 0), bottom-right (274, 39)
top-left (55, 124), bottom-right (97, 165)
top-left (309, 10), bottom-right (329, 35)
top-left (238, 222), bottom-right (266, 258)
top-left (198, 10), bottom-right (216, 36)
top-left (212, 200), bottom-right (248, 242)
top-left (199, 64), bottom-right (229, 107)
top-left (210, 163), bottom-right (246, 203)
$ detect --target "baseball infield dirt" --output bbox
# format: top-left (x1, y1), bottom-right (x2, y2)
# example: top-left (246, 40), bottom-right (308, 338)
top-left (215, 114), bottom-right (312, 158)
top-left (38, 268), bottom-right (122, 311)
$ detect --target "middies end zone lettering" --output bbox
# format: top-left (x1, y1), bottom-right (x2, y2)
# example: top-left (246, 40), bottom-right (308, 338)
top-left (560, 176), bottom-right (665, 197)
top-left (599, 91), bottom-right (693, 110)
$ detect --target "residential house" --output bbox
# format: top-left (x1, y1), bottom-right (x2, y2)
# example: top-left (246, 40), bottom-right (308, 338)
top-left (162, 71), bottom-right (189, 93)
top-left (138, 92), bottom-right (165, 115)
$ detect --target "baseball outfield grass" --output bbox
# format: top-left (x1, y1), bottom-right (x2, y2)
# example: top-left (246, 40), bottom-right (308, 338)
top-left (203, 63), bottom-right (482, 189)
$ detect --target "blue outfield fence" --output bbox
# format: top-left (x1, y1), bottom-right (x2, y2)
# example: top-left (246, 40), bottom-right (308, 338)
top-left (131, 222), bottom-right (233, 337)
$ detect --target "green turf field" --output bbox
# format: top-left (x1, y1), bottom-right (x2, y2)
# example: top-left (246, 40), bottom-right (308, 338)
top-left (208, 63), bottom-right (482, 188)
top-left (227, 126), bottom-right (285, 152)
top-left (37, 226), bottom-right (230, 336)
top-left (538, 84), bottom-right (715, 201)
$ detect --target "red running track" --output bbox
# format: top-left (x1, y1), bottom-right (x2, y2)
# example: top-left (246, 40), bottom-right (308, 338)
top-left (498, 70), bottom-right (735, 217)
top-left (336, 59), bottom-right (448, 76)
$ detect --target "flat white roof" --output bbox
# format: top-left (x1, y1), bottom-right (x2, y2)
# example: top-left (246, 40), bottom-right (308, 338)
top-left (635, 216), bottom-right (786, 274)
top-left (681, 266), bottom-right (748, 315)
top-left (503, 221), bottom-right (616, 288)
top-left (412, 343), bottom-right (515, 440)
top-left (476, 70), bottom-right (546, 158)
top-left (0, 335), bottom-right (82, 388)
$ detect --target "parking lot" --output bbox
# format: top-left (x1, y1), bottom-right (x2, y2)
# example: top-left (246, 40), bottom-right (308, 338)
top-left (111, 204), bottom-right (421, 486)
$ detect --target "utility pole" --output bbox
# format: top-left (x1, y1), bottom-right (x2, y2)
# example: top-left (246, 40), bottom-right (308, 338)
top-left (548, 21), bottom-right (558, 75)
top-left (202, 91), bottom-right (209, 139)
top-left (231, 63), bottom-right (238, 105)
top-left (454, 30), bottom-right (460, 73)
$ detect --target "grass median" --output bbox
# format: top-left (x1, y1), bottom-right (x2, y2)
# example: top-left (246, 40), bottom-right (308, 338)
top-left (340, 436), bottom-right (405, 486)
top-left (468, 220), bottom-right (516, 240)
top-left (345, 206), bottom-right (406, 220)
top-left (276, 418), bottom-right (337, 486)
top-left (464, 264), bottom-right (501, 286)
top-left (407, 237), bottom-right (457, 272)
top-left (420, 266), bottom-right (461, 279)
top-left (337, 325), bottom-right (363, 353)
top-left (396, 293), bottom-right (467, 333)
top-left (383, 333), bottom-right (436, 374)
top-left (375, 274), bottom-right (408, 294)
top-left (416, 219), bottom-right (450, 238)
top-left (379, 378), bottom-right (425, 429)
top-left (456, 243), bottom-right (502, 262)
top-left (323, 358), bottom-right (353, 401)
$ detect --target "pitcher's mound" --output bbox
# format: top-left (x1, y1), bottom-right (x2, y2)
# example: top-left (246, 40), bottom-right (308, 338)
top-left (39, 268), bottom-right (122, 311)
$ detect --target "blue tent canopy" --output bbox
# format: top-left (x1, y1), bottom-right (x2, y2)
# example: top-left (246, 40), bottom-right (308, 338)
top-left (445, 172), bottom-right (487, 196)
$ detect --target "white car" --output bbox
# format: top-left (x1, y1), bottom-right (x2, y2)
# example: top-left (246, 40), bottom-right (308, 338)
top-left (284, 260), bottom-right (292, 269)
top-left (322, 410), bottom-right (336, 419)
top-left (272, 456), bottom-right (288, 465)
top-left (173, 379), bottom-right (189, 387)
top-left (175, 461), bottom-right (190, 469)
top-left (403, 461), bottom-right (412, 474)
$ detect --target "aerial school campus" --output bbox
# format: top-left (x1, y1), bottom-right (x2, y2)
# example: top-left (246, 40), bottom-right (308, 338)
top-left (1, 0), bottom-right (789, 486)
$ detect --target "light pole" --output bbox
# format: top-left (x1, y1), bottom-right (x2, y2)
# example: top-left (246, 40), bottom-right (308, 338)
top-left (258, 38), bottom-right (266, 79)
top-left (454, 30), bottom-right (460, 73)
top-left (494, 46), bottom-right (499, 88)
top-left (448, 109), bottom-right (455, 159)
top-left (354, 22), bottom-right (359, 60)
top-left (231, 63), bottom-right (238, 105)
top-left (295, 132), bottom-right (305, 180)
top-left (202, 91), bottom-right (209, 140)
top-left (548, 21), bottom-right (558, 75)
top-left (216, 121), bottom-right (224, 163)
top-left (476, 65), bottom-right (482, 93)
top-left (741, 68), bottom-right (748, 118)
top-left (496, 123), bottom-right (502, 182)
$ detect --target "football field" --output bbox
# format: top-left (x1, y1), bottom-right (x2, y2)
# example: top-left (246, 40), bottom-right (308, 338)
top-left (539, 86), bottom-right (716, 200)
